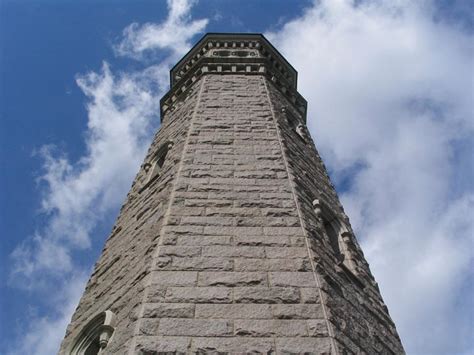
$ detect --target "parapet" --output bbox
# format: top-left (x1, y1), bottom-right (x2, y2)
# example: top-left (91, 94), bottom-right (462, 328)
top-left (160, 33), bottom-right (307, 120)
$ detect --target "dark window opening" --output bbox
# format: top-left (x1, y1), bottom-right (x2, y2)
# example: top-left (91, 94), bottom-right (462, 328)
top-left (139, 142), bottom-right (173, 193)
top-left (84, 337), bottom-right (100, 355)
top-left (323, 218), bottom-right (341, 257)
top-left (149, 145), bottom-right (169, 181)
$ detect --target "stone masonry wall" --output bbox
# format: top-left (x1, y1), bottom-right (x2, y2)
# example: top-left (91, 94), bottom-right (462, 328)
top-left (128, 74), bottom-right (334, 354)
top-left (265, 81), bottom-right (404, 354)
top-left (60, 70), bottom-right (404, 354)
top-left (58, 78), bottom-right (202, 354)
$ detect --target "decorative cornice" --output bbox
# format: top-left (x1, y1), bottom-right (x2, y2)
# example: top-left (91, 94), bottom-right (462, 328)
top-left (160, 33), bottom-right (307, 121)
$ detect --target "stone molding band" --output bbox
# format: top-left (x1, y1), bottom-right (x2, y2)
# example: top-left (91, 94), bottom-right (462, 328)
top-left (171, 34), bottom-right (298, 88)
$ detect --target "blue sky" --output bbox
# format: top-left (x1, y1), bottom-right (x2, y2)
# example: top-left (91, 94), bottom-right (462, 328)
top-left (1, 0), bottom-right (473, 354)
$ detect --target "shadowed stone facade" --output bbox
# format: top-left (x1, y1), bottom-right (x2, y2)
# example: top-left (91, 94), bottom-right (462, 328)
top-left (59, 34), bottom-right (404, 354)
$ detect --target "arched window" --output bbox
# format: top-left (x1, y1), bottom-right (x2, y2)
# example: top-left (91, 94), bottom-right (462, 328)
top-left (323, 217), bottom-right (341, 257)
top-left (312, 199), bottom-right (347, 264)
top-left (68, 310), bottom-right (115, 355)
top-left (147, 141), bottom-right (173, 183)
top-left (139, 141), bottom-right (173, 192)
top-left (312, 199), bottom-right (364, 288)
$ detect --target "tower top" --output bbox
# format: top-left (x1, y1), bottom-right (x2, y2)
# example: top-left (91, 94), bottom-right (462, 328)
top-left (161, 33), bottom-right (307, 119)
top-left (171, 33), bottom-right (298, 89)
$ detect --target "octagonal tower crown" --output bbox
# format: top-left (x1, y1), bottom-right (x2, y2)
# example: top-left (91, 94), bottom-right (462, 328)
top-left (160, 33), bottom-right (307, 120)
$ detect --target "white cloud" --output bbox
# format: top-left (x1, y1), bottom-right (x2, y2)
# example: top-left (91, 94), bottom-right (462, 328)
top-left (267, 0), bottom-right (473, 353)
top-left (7, 273), bottom-right (88, 355)
top-left (115, 0), bottom-right (208, 59)
top-left (10, 62), bottom-right (162, 289)
top-left (9, 1), bottom-right (208, 353)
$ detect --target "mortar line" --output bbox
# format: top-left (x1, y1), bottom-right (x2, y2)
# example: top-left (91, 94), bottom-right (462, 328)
top-left (127, 77), bottom-right (206, 354)
top-left (262, 76), bottom-right (338, 354)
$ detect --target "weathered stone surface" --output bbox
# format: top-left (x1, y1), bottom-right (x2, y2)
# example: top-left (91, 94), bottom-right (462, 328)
top-left (59, 34), bottom-right (404, 355)
top-left (138, 318), bottom-right (159, 335)
top-left (234, 234), bottom-right (293, 246)
top-left (142, 303), bottom-right (195, 318)
top-left (308, 319), bottom-right (330, 337)
top-left (156, 256), bottom-right (233, 271)
top-left (234, 287), bottom-right (300, 304)
top-left (192, 337), bottom-right (275, 353)
top-left (175, 235), bottom-right (232, 245)
top-left (202, 245), bottom-right (265, 258)
top-left (150, 271), bottom-right (197, 286)
top-left (195, 304), bottom-right (272, 319)
top-left (134, 336), bottom-right (191, 354)
top-left (264, 226), bottom-right (303, 236)
top-left (276, 337), bottom-right (333, 354)
top-left (265, 246), bottom-right (309, 258)
top-left (234, 319), bottom-right (308, 337)
top-left (234, 257), bottom-right (311, 272)
top-left (165, 287), bottom-right (232, 303)
top-left (158, 318), bottom-right (232, 336)
top-left (158, 246), bottom-right (201, 257)
top-left (269, 271), bottom-right (315, 287)
top-left (198, 271), bottom-right (267, 287)
top-left (301, 287), bottom-right (321, 304)
top-left (145, 287), bottom-right (167, 303)
top-left (272, 304), bottom-right (324, 319)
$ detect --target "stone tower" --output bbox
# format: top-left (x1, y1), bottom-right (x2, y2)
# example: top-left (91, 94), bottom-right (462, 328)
top-left (59, 33), bottom-right (404, 354)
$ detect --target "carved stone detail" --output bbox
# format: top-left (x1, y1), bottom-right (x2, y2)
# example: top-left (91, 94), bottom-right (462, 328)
top-left (161, 34), bottom-right (307, 119)
top-left (67, 310), bottom-right (116, 355)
